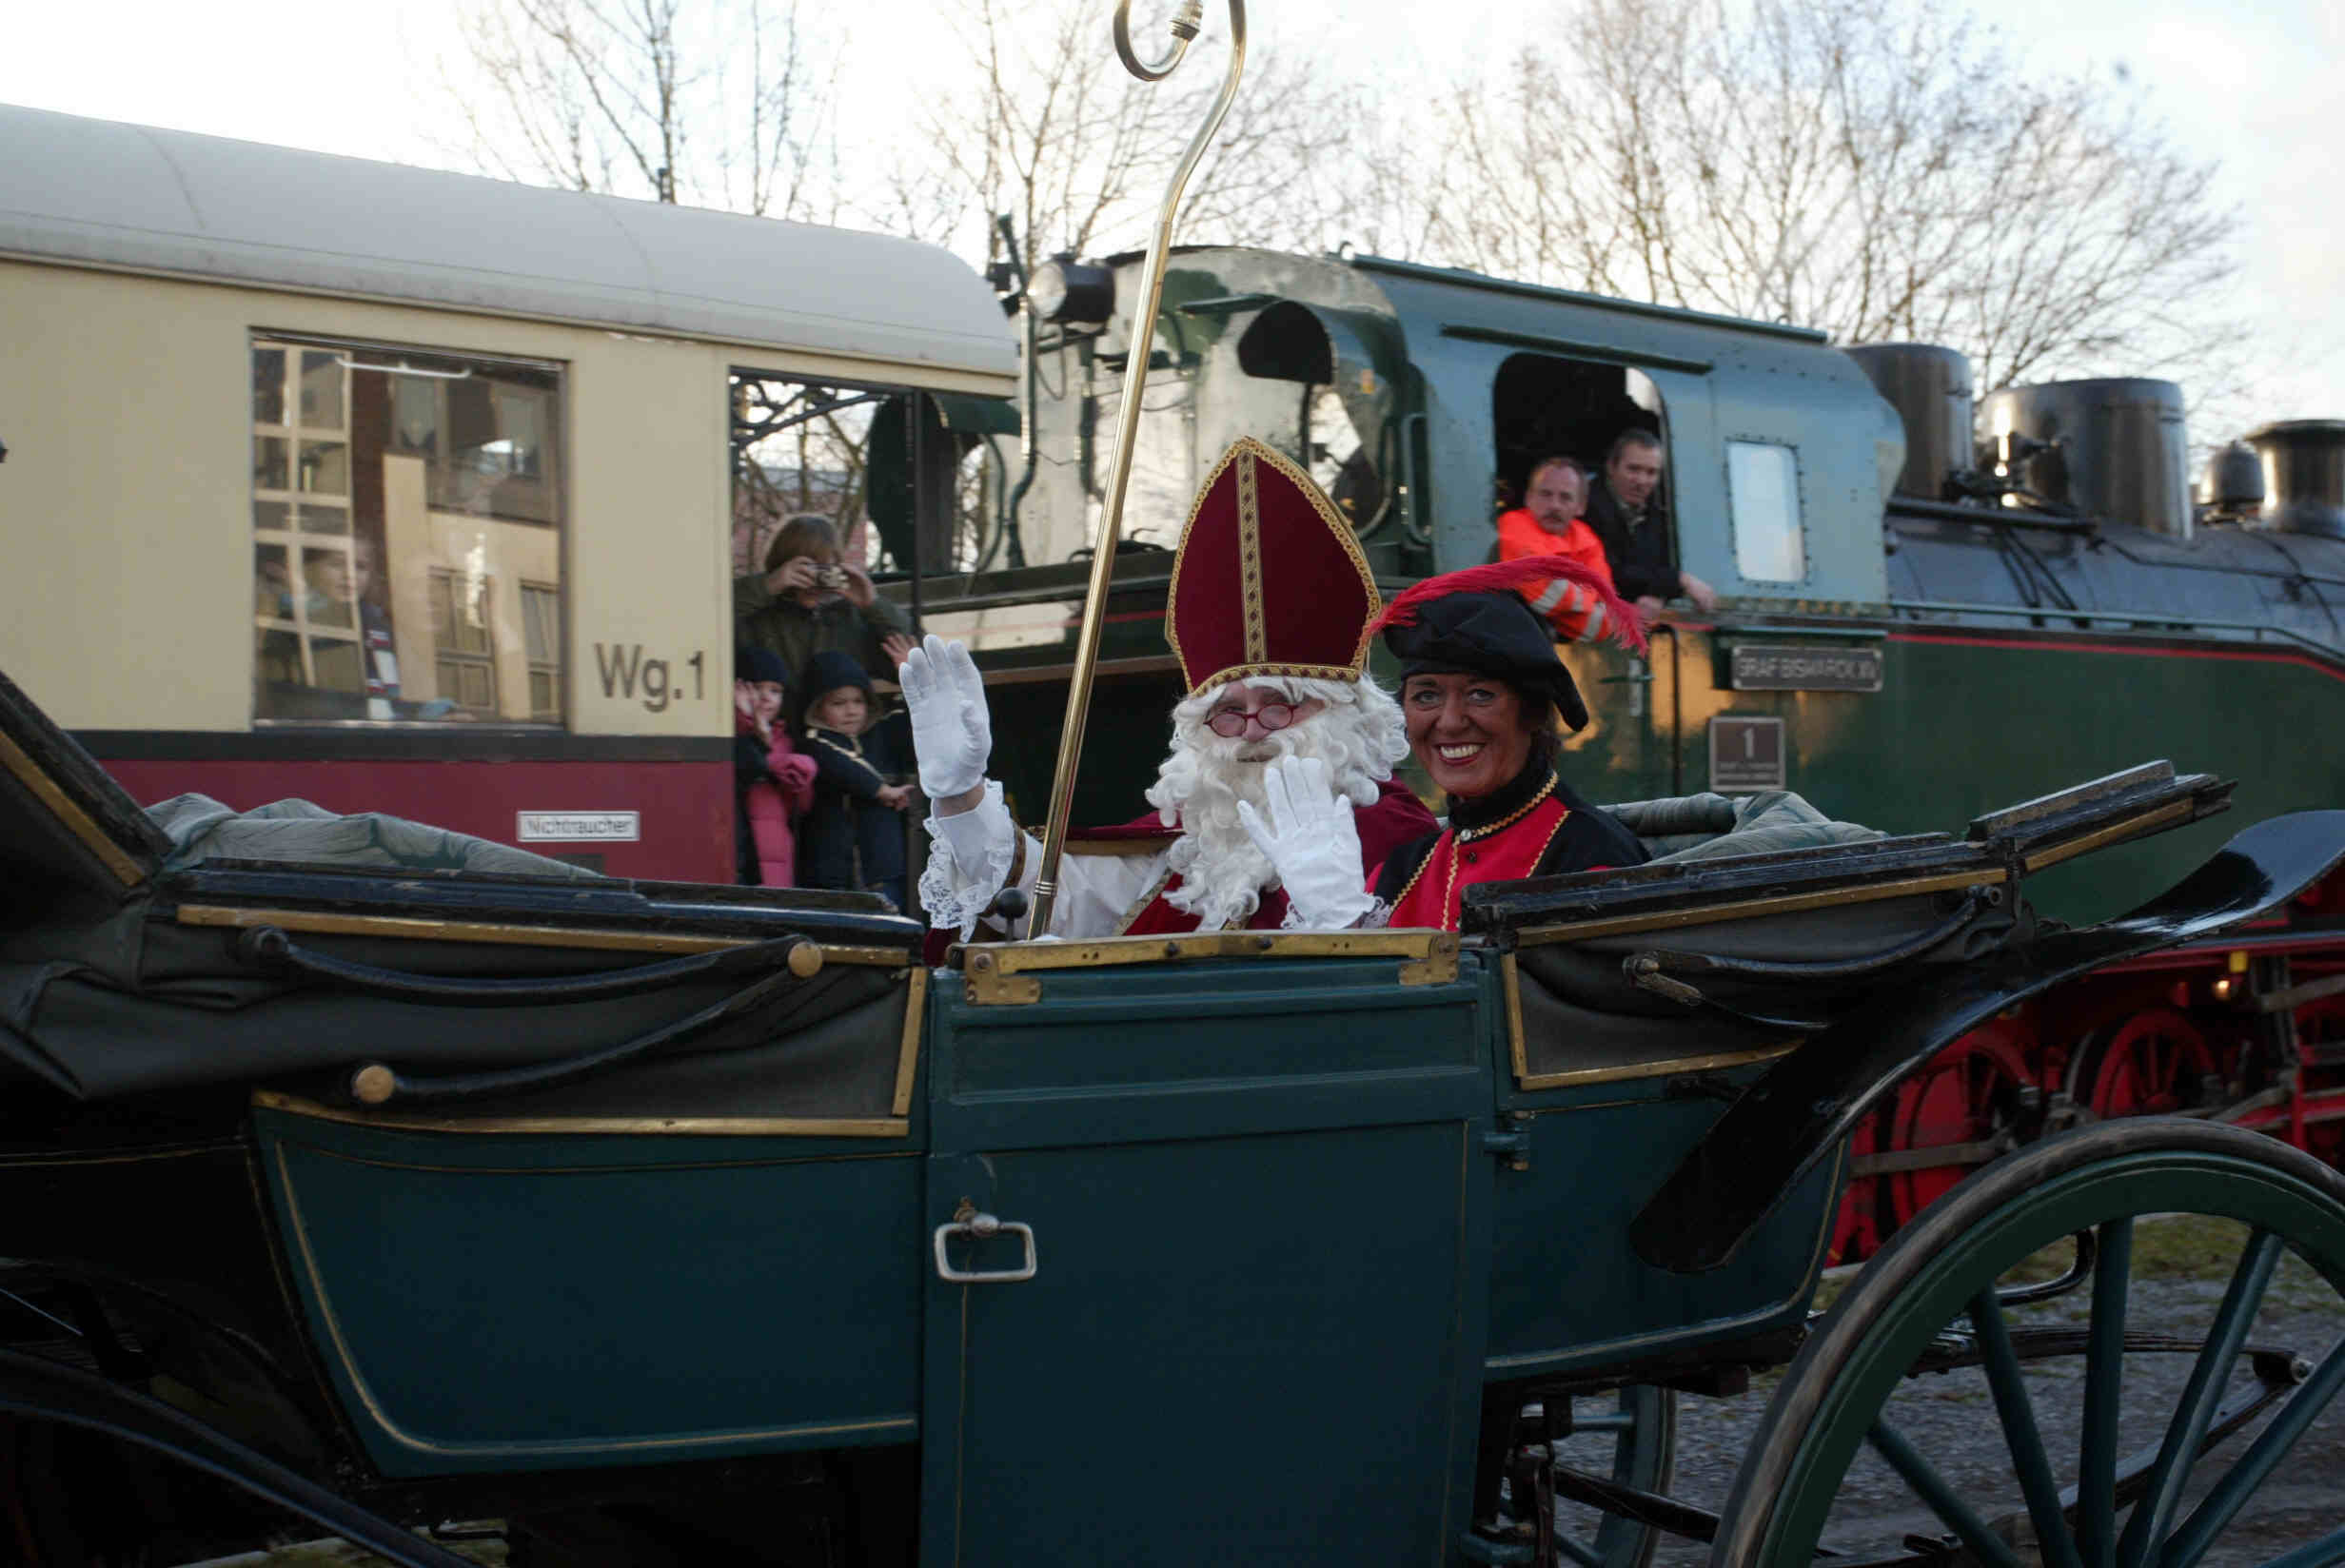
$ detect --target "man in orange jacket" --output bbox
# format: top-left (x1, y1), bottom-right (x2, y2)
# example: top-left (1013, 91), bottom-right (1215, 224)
top-left (1495, 457), bottom-right (1627, 643)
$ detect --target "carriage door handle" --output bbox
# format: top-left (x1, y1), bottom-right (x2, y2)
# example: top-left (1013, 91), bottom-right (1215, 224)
top-left (933, 1209), bottom-right (1038, 1284)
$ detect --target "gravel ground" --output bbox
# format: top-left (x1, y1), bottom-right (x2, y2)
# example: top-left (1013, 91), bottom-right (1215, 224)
top-left (1597, 1222), bottom-right (2345, 1568)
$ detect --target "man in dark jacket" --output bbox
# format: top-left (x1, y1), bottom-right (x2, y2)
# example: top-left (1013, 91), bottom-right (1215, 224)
top-left (1585, 430), bottom-right (1717, 617)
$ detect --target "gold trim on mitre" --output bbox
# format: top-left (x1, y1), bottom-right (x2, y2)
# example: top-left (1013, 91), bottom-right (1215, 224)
top-left (1165, 437), bottom-right (1382, 696)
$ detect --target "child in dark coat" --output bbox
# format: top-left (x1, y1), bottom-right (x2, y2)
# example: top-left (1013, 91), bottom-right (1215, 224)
top-left (734, 647), bottom-right (818, 887)
top-left (796, 650), bottom-right (916, 914)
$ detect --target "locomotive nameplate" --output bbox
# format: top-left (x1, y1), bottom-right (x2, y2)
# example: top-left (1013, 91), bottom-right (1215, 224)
top-left (1728, 644), bottom-right (1882, 693)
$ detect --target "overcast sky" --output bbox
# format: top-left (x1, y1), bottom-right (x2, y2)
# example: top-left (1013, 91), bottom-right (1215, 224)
top-left (7, 0), bottom-right (2337, 435)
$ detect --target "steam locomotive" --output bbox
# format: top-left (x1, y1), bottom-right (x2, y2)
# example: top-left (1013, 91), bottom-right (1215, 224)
top-left (915, 244), bottom-right (2345, 1257)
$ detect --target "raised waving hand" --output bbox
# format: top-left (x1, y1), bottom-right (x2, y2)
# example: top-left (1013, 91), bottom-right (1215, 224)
top-left (1235, 756), bottom-right (1376, 930)
top-left (899, 634), bottom-right (994, 808)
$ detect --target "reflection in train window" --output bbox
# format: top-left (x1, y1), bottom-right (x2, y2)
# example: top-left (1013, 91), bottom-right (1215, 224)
top-left (250, 338), bottom-right (564, 725)
top-left (1235, 302), bottom-right (1389, 533)
top-left (1726, 440), bottom-right (1805, 583)
top-left (730, 374), bottom-right (1014, 578)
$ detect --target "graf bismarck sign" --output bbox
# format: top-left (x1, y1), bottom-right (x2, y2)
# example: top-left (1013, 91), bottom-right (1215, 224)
top-left (1729, 644), bottom-right (1883, 693)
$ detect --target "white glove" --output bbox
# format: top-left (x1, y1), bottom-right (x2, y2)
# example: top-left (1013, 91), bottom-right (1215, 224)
top-left (899, 634), bottom-right (994, 800)
top-left (1235, 756), bottom-right (1377, 929)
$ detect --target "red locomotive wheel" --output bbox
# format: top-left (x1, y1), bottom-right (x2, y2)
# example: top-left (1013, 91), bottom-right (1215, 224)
top-left (2291, 994), bottom-right (2345, 1160)
top-left (1885, 1023), bottom-right (2039, 1233)
top-left (2074, 1008), bottom-right (2218, 1118)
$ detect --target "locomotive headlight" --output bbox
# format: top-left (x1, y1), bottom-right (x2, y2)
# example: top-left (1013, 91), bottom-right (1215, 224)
top-left (1028, 256), bottom-right (1114, 324)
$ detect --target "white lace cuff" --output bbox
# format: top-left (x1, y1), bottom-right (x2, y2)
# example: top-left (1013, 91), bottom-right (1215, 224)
top-left (919, 782), bottom-right (1020, 939)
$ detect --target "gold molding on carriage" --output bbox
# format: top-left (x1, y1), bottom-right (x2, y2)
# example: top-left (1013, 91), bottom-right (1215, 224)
top-left (1499, 953), bottom-right (1802, 1089)
top-left (0, 728), bottom-right (148, 887)
top-left (2019, 796), bottom-right (2194, 872)
top-left (253, 1089), bottom-right (911, 1138)
top-left (957, 928), bottom-right (1462, 1005)
top-left (892, 966), bottom-right (926, 1116)
top-left (1509, 867), bottom-right (2010, 947)
top-left (174, 904), bottom-right (909, 968)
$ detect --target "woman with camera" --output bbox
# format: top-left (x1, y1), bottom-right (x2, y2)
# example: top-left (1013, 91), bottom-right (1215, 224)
top-left (734, 514), bottom-right (916, 690)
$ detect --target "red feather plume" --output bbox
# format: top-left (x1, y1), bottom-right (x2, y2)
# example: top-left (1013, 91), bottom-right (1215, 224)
top-left (1368, 555), bottom-right (1647, 656)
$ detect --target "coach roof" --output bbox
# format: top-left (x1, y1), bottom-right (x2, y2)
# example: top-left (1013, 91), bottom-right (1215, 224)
top-left (0, 104), bottom-right (1015, 385)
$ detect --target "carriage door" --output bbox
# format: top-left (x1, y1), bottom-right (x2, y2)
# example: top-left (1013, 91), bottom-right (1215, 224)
top-left (919, 947), bottom-right (1494, 1566)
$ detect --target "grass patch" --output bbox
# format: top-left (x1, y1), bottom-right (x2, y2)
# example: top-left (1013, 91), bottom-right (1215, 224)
top-left (1812, 1213), bottom-right (2334, 1321)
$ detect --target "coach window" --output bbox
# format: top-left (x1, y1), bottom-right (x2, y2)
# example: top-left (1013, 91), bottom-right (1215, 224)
top-left (251, 339), bottom-right (565, 725)
top-left (730, 374), bottom-right (1012, 579)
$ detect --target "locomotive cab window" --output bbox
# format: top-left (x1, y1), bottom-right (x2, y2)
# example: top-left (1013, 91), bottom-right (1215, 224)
top-left (1725, 439), bottom-right (1805, 583)
top-left (1490, 352), bottom-right (1669, 554)
top-left (251, 339), bottom-right (566, 725)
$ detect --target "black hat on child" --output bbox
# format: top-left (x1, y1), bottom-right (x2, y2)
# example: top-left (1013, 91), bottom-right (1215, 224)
top-left (798, 649), bottom-right (872, 728)
top-left (737, 646), bottom-right (793, 687)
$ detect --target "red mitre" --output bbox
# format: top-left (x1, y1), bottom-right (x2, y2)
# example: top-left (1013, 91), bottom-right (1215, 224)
top-left (1167, 437), bottom-right (1381, 696)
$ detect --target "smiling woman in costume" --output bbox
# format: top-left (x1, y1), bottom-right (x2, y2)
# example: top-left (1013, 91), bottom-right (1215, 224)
top-left (1240, 558), bottom-right (1650, 931)
top-left (1372, 559), bottom-right (1650, 927)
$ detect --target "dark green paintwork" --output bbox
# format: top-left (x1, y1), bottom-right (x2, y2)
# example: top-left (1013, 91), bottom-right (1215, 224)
top-left (246, 947), bottom-right (1866, 1551)
top-left (920, 951), bottom-right (1496, 1564)
top-left (1551, 626), bottom-right (2345, 927)
top-left (1484, 1069), bottom-right (1842, 1379)
top-left (253, 1109), bottom-right (925, 1478)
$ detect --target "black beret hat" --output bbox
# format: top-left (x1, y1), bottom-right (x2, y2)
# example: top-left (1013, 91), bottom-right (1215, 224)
top-left (1371, 556), bottom-right (1646, 732)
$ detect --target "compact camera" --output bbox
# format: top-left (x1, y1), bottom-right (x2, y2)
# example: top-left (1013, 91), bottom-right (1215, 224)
top-left (813, 563), bottom-right (850, 590)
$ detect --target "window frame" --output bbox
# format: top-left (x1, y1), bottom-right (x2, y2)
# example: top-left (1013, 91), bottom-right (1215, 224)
top-left (1724, 438), bottom-right (1808, 586)
top-left (249, 331), bottom-right (569, 729)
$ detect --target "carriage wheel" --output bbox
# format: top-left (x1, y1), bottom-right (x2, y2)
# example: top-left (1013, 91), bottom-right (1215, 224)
top-left (1542, 1383), bottom-right (1678, 1568)
top-left (2076, 1009), bottom-right (2222, 1118)
top-left (1711, 1119), bottom-right (2345, 1568)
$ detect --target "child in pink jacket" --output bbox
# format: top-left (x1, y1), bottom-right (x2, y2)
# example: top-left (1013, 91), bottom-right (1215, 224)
top-left (733, 647), bottom-right (818, 886)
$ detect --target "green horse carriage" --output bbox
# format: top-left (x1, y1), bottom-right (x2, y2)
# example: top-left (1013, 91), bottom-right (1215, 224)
top-left (6, 657), bottom-right (2345, 1567)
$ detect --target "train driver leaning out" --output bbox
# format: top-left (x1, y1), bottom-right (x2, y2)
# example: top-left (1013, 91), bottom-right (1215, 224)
top-left (900, 437), bottom-right (1437, 941)
top-left (1585, 430), bottom-right (1718, 617)
top-left (1495, 456), bottom-right (1629, 645)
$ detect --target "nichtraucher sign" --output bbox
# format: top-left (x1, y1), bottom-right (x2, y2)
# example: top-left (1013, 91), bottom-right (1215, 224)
top-left (1728, 643), bottom-right (1883, 693)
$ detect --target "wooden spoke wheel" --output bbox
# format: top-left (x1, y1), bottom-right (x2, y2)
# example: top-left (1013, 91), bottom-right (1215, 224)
top-left (1713, 1119), bottom-right (2345, 1568)
top-left (2077, 1009), bottom-right (2223, 1119)
top-left (1544, 1384), bottom-right (1678, 1568)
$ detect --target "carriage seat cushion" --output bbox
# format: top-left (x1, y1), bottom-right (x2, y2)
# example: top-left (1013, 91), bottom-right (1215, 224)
top-left (146, 794), bottom-right (604, 880)
top-left (1605, 790), bottom-right (1886, 864)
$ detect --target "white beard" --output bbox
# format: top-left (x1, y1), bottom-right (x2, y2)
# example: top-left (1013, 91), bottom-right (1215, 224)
top-left (1142, 676), bottom-right (1410, 931)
